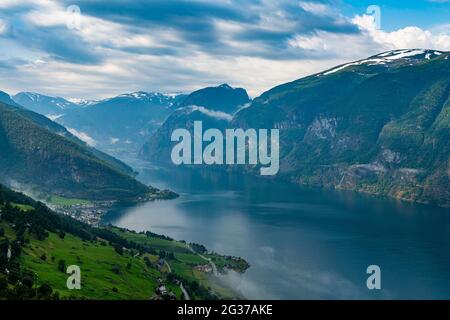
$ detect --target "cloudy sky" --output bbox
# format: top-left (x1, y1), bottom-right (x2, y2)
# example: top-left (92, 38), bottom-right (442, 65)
top-left (0, 0), bottom-right (449, 99)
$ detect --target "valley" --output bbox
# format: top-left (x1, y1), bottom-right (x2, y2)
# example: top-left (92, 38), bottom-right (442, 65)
top-left (0, 49), bottom-right (449, 300)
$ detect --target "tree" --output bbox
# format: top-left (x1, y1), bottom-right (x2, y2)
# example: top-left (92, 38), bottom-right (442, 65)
top-left (190, 243), bottom-right (207, 254)
top-left (113, 244), bottom-right (123, 255)
top-left (111, 265), bottom-right (121, 275)
top-left (57, 259), bottom-right (66, 273)
top-left (0, 274), bottom-right (7, 292)
top-left (10, 240), bottom-right (21, 259)
top-left (22, 275), bottom-right (34, 289)
top-left (37, 283), bottom-right (53, 298)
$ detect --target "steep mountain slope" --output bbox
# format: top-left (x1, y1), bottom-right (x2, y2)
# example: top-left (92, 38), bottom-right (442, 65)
top-left (233, 49), bottom-right (450, 207)
top-left (140, 84), bottom-right (250, 163)
top-left (4, 91), bottom-right (133, 175)
top-left (0, 101), bottom-right (151, 200)
top-left (0, 91), bottom-right (22, 108)
top-left (21, 111), bottom-right (134, 176)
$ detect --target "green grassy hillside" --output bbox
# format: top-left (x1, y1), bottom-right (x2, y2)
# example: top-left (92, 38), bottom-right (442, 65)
top-left (4, 98), bottom-right (134, 176)
top-left (0, 185), bottom-right (248, 300)
top-left (0, 102), bottom-right (150, 201)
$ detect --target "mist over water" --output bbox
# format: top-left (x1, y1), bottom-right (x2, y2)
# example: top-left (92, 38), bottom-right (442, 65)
top-left (103, 160), bottom-right (450, 299)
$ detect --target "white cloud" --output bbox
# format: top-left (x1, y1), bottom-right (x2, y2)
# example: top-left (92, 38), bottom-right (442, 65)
top-left (46, 114), bottom-right (63, 121)
top-left (352, 14), bottom-right (450, 51)
top-left (25, 5), bottom-right (70, 27)
top-left (298, 2), bottom-right (332, 16)
top-left (187, 106), bottom-right (233, 121)
top-left (67, 128), bottom-right (97, 146)
top-left (2, 1), bottom-right (450, 101)
top-left (288, 30), bottom-right (381, 60)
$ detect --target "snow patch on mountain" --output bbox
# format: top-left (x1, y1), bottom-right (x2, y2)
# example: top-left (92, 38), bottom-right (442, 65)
top-left (67, 98), bottom-right (98, 107)
top-left (322, 49), bottom-right (445, 76)
top-left (19, 92), bottom-right (76, 109)
top-left (378, 49), bottom-right (425, 60)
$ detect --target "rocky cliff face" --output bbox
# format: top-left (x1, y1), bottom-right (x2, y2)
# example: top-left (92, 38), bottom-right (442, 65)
top-left (140, 84), bottom-right (251, 163)
top-left (233, 50), bottom-right (450, 207)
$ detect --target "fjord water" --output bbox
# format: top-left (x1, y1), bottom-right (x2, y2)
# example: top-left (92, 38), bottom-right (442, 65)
top-left (103, 161), bottom-right (450, 299)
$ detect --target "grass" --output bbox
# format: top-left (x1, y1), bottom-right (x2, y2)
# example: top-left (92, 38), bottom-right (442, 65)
top-left (0, 221), bottom-right (16, 238)
top-left (110, 227), bottom-right (244, 298)
top-left (112, 229), bottom-right (189, 253)
top-left (11, 203), bottom-right (35, 212)
top-left (45, 196), bottom-right (92, 206)
top-left (19, 232), bottom-right (163, 300)
top-left (2, 210), bottom-right (246, 300)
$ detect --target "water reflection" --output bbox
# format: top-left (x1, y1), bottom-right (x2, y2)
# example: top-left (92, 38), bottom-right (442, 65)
top-left (103, 162), bottom-right (450, 299)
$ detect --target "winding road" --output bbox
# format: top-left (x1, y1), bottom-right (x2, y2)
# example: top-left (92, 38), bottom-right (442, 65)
top-left (186, 244), bottom-right (219, 276)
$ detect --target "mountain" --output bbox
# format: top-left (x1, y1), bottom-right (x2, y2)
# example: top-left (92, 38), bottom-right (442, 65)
top-left (65, 98), bottom-right (99, 107)
top-left (0, 100), bottom-right (152, 200)
top-left (178, 83), bottom-right (250, 113)
top-left (5, 91), bottom-right (133, 176)
top-left (139, 84), bottom-right (251, 163)
top-left (0, 91), bottom-right (22, 108)
top-left (13, 92), bottom-right (79, 117)
top-left (50, 92), bottom-right (186, 156)
top-left (232, 49), bottom-right (450, 207)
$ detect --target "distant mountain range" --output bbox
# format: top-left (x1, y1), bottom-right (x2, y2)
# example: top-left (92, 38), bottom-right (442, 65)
top-left (5, 49), bottom-right (450, 207)
top-left (11, 91), bottom-right (187, 157)
top-left (139, 49), bottom-right (450, 207)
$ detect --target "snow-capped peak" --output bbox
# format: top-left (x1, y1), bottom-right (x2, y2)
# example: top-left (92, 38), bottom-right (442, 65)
top-left (322, 49), bottom-right (446, 76)
top-left (113, 91), bottom-right (182, 102)
top-left (19, 92), bottom-right (77, 110)
top-left (218, 83), bottom-right (233, 89)
top-left (372, 49), bottom-right (444, 60)
top-left (67, 98), bottom-right (98, 107)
